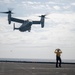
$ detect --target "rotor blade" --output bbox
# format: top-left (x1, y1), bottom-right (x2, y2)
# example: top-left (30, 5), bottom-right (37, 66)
top-left (38, 16), bottom-right (41, 17)
top-left (45, 12), bottom-right (51, 16)
top-left (0, 12), bottom-right (9, 14)
top-left (0, 11), bottom-right (14, 14)
top-left (10, 12), bottom-right (14, 14)
top-left (38, 15), bottom-right (46, 17)
top-left (8, 8), bottom-right (13, 11)
top-left (45, 17), bottom-right (50, 19)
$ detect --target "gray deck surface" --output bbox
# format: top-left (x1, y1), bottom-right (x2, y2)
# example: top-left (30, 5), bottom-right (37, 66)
top-left (0, 62), bottom-right (75, 75)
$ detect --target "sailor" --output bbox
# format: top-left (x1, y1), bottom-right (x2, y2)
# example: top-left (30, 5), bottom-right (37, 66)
top-left (54, 48), bottom-right (62, 67)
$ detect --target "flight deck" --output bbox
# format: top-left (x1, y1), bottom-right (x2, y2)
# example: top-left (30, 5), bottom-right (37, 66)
top-left (0, 62), bottom-right (75, 75)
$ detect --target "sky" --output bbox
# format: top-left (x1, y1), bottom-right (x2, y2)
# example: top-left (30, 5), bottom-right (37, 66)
top-left (0, 0), bottom-right (75, 60)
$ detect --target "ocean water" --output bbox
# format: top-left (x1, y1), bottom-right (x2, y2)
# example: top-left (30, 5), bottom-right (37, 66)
top-left (0, 58), bottom-right (75, 63)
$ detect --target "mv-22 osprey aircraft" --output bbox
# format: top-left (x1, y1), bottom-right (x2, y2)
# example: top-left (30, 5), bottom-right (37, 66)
top-left (0, 10), bottom-right (47, 32)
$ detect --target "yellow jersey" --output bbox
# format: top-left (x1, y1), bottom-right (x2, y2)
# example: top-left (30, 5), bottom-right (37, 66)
top-left (54, 50), bottom-right (62, 57)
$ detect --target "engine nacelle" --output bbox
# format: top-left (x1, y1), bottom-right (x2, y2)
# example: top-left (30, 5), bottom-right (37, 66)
top-left (41, 22), bottom-right (44, 28)
top-left (8, 13), bottom-right (11, 24)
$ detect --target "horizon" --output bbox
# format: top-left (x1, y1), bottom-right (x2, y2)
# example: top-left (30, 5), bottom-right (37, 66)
top-left (0, 58), bottom-right (75, 63)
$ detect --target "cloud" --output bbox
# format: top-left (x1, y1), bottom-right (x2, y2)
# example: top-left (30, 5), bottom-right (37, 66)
top-left (0, 13), bottom-right (75, 46)
top-left (23, 1), bottom-right (41, 5)
top-left (71, 3), bottom-right (75, 6)
top-left (47, 13), bottom-right (75, 24)
top-left (1, 1), bottom-right (75, 60)
top-left (63, 5), bottom-right (71, 10)
top-left (0, 0), bottom-right (75, 59)
top-left (53, 5), bottom-right (61, 10)
top-left (20, 1), bottom-right (72, 12)
top-left (0, 0), bottom-right (15, 3)
top-left (47, 1), bottom-right (56, 4)
top-left (21, 1), bottom-right (45, 9)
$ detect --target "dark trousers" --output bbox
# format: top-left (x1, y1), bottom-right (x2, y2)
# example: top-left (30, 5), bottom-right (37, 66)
top-left (56, 56), bottom-right (61, 67)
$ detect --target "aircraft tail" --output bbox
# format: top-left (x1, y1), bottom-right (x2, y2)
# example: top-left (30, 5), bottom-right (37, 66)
top-left (13, 23), bottom-right (15, 30)
top-left (13, 23), bottom-right (19, 30)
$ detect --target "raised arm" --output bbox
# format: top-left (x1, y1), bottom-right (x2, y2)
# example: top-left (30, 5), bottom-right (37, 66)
top-left (59, 50), bottom-right (62, 53)
top-left (54, 49), bottom-right (57, 53)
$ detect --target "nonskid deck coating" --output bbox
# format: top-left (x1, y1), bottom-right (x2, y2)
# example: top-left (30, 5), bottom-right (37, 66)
top-left (0, 62), bottom-right (75, 75)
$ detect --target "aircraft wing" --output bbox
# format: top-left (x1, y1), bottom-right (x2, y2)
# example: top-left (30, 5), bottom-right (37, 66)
top-left (11, 17), bottom-right (25, 23)
top-left (20, 20), bottom-right (32, 28)
top-left (32, 21), bottom-right (40, 24)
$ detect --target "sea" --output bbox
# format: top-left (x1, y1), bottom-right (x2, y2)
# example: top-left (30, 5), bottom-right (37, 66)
top-left (0, 58), bottom-right (75, 63)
